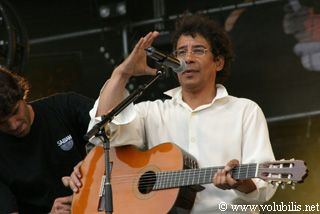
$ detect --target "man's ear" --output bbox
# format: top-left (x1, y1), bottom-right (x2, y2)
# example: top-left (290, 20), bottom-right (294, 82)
top-left (214, 56), bottom-right (225, 72)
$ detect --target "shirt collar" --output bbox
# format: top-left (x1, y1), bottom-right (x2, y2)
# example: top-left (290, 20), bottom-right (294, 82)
top-left (164, 84), bottom-right (229, 110)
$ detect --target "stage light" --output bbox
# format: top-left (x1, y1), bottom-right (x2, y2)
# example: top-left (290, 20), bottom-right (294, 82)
top-left (116, 2), bottom-right (126, 16)
top-left (99, 5), bottom-right (111, 18)
top-left (97, 1), bottom-right (127, 19)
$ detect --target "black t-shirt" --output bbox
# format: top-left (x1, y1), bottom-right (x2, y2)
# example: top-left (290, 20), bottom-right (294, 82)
top-left (0, 92), bottom-right (94, 214)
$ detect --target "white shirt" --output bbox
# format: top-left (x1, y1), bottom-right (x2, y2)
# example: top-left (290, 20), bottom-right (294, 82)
top-left (88, 84), bottom-right (277, 213)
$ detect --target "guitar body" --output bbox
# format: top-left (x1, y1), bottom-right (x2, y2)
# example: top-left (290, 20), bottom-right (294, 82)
top-left (72, 143), bottom-right (199, 214)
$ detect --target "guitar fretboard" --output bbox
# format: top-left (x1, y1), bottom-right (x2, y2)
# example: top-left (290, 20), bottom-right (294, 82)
top-left (153, 163), bottom-right (258, 190)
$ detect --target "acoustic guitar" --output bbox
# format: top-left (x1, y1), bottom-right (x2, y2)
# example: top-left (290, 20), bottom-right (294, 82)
top-left (71, 143), bottom-right (307, 214)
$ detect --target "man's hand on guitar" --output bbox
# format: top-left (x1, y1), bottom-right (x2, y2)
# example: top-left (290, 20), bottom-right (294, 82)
top-left (213, 159), bottom-right (257, 194)
top-left (49, 195), bottom-right (72, 214)
top-left (62, 161), bottom-right (83, 193)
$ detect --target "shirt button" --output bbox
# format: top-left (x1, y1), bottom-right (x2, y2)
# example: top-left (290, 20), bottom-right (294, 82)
top-left (190, 137), bottom-right (196, 143)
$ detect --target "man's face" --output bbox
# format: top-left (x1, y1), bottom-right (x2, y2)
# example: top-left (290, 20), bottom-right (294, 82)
top-left (0, 100), bottom-right (33, 137)
top-left (175, 34), bottom-right (224, 92)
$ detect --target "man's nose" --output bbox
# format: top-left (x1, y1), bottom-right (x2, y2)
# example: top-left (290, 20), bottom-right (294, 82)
top-left (184, 51), bottom-right (195, 62)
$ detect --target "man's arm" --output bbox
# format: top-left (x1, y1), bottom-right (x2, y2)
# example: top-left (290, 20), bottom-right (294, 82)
top-left (67, 31), bottom-right (160, 194)
top-left (214, 104), bottom-right (277, 201)
top-left (96, 31), bottom-right (159, 117)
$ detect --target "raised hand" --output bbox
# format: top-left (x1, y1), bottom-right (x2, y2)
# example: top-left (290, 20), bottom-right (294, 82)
top-left (114, 31), bottom-right (160, 78)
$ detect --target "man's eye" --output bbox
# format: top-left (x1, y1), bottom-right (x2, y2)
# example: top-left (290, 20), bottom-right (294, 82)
top-left (177, 50), bottom-right (187, 55)
top-left (193, 48), bottom-right (204, 54)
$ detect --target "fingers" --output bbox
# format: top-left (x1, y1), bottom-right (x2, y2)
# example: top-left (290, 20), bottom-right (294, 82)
top-left (213, 159), bottom-right (240, 190)
top-left (213, 169), bottom-right (232, 190)
top-left (64, 195), bottom-right (73, 204)
top-left (144, 66), bottom-right (158, 75)
top-left (70, 173), bottom-right (81, 193)
top-left (143, 31), bottom-right (160, 75)
top-left (68, 161), bottom-right (83, 193)
top-left (117, 31), bottom-right (160, 77)
top-left (73, 161), bottom-right (83, 179)
top-left (134, 31), bottom-right (159, 51)
top-left (143, 31), bottom-right (160, 48)
top-left (224, 159), bottom-right (239, 171)
top-left (61, 176), bottom-right (70, 187)
top-left (50, 196), bottom-right (72, 214)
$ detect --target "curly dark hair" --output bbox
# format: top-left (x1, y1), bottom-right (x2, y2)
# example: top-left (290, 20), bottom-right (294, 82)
top-left (0, 66), bottom-right (30, 118)
top-left (172, 14), bottom-right (234, 84)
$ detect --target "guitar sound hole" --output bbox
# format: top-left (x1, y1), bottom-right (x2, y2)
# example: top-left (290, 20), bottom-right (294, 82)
top-left (138, 171), bottom-right (156, 194)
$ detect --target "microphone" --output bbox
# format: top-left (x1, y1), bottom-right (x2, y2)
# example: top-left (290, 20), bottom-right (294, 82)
top-left (145, 47), bottom-right (186, 73)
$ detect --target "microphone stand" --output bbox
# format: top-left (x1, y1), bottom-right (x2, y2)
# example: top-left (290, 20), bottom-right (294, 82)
top-left (84, 69), bottom-right (166, 214)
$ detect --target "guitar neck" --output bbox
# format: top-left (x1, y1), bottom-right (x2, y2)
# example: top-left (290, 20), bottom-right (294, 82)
top-left (153, 163), bottom-right (258, 190)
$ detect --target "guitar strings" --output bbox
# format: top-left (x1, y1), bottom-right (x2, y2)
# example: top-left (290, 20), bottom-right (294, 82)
top-left (97, 165), bottom-right (263, 188)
